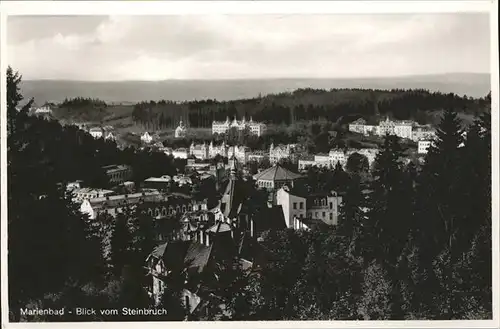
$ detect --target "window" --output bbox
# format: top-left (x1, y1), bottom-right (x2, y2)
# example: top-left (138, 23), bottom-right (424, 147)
top-left (315, 212), bottom-right (318, 218)
top-left (299, 202), bottom-right (304, 209)
top-left (322, 212), bottom-right (326, 218)
top-left (293, 202), bottom-right (297, 210)
top-left (330, 213), bottom-right (333, 220)
top-left (330, 202), bottom-right (333, 209)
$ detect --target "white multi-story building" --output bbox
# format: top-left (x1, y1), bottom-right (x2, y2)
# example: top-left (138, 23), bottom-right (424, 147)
top-left (298, 156), bottom-right (316, 171)
top-left (329, 148), bottom-right (379, 169)
top-left (189, 142), bottom-right (209, 160)
top-left (418, 140), bottom-right (434, 154)
top-left (141, 132), bottom-right (153, 144)
top-left (348, 118), bottom-right (366, 134)
top-left (175, 120), bottom-right (187, 139)
top-left (34, 106), bottom-right (52, 114)
top-left (313, 154), bottom-right (331, 168)
top-left (208, 141), bottom-right (228, 158)
top-left (247, 150), bottom-right (267, 163)
top-left (412, 126), bottom-right (437, 142)
top-left (172, 148), bottom-right (189, 159)
top-left (89, 127), bottom-right (104, 139)
top-left (329, 149), bottom-right (349, 167)
top-left (276, 186), bottom-right (343, 229)
top-left (212, 116), bottom-right (267, 137)
top-left (269, 143), bottom-right (296, 164)
top-left (349, 116), bottom-right (416, 140)
top-left (227, 145), bottom-right (250, 164)
top-left (71, 188), bottom-right (115, 204)
top-left (393, 120), bottom-right (413, 140)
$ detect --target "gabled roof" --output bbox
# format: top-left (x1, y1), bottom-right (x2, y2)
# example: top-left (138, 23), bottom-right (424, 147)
top-left (149, 240), bottom-right (213, 273)
top-left (220, 175), bottom-right (247, 218)
top-left (253, 164), bottom-right (302, 182)
top-left (206, 221), bottom-right (232, 233)
top-left (184, 241), bottom-right (213, 272)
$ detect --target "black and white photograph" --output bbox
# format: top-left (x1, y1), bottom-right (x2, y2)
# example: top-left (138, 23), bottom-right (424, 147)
top-left (1, 1), bottom-right (498, 326)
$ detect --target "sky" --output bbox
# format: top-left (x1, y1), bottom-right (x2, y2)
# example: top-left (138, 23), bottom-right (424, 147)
top-left (6, 14), bottom-right (491, 81)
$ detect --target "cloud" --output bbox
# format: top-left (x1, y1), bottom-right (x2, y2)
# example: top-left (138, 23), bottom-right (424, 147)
top-left (6, 13), bottom-right (490, 80)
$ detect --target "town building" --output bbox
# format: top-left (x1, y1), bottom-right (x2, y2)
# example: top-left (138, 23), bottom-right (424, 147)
top-left (80, 191), bottom-right (203, 221)
top-left (89, 127), bottom-right (104, 139)
top-left (145, 157), bottom-right (285, 312)
top-left (348, 118), bottom-right (367, 134)
top-left (172, 148), bottom-right (189, 159)
top-left (412, 126), bottom-right (437, 142)
top-left (141, 132), bottom-right (153, 144)
top-left (417, 140), bottom-right (433, 154)
top-left (33, 106), bottom-right (52, 115)
top-left (102, 164), bottom-right (133, 185)
top-left (269, 143), bottom-right (296, 164)
top-left (348, 116), bottom-right (416, 140)
top-left (173, 174), bottom-right (193, 186)
top-left (247, 150), bottom-right (267, 163)
top-left (227, 145), bottom-right (250, 164)
top-left (189, 142), bottom-right (209, 160)
top-left (80, 191), bottom-right (163, 219)
top-left (143, 176), bottom-right (172, 192)
top-left (175, 120), bottom-right (187, 138)
top-left (297, 155), bottom-right (316, 171)
top-left (212, 116), bottom-right (267, 137)
top-left (71, 187), bottom-right (115, 203)
top-left (208, 141), bottom-right (228, 158)
top-left (329, 148), bottom-right (379, 169)
top-left (66, 180), bottom-right (84, 191)
top-left (253, 163), bottom-right (302, 191)
top-left (313, 153), bottom-right (331, 168)
top-left (276, 186), bottom-right (342, 230)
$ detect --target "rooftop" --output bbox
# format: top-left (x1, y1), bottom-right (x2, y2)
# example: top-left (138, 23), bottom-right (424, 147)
top-left (144, 176), bottom-right (171, 183)
top-left (73, 188), bottom-right (114, 195)
top-left (87, 191), bottom-right (162, 209)
top-left (253, 164), bottom-right (302, 182)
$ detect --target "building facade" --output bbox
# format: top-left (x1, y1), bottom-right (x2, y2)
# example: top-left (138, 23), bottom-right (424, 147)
top-left (348, 116), bottom-right (416, 140)
top-left (227, 145), bottom-right (250, 164)
top-left (175, 120), bottom-right (187, 138)
top-left (141, 132), bottom-right (153, 144)
top-left (89, 127), bottom-right (104, 139)
top-left (103, 164), bottom-right (133, 185)
top-left (71, 188), bottom-right (115, 203)
top-left (212, 116), bottom-right (266, 137)
top-left (208, 141), bottom-right (228, 158)
top-left (418, 140), bottom-right (434, 154)
top-left (276, 186), bottom-right (343, 229)
top-left (189, 142), bottom-right (209, 160)
top-left (269, 143), bottom-right (295, 164)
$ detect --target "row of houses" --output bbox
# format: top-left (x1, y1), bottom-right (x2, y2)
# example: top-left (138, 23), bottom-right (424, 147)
top-left (164, 142), bottom-right (303, 165)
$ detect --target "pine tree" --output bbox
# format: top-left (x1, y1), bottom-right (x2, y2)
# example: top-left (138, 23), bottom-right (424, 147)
top-left (366, 134), bottom-right (411, 266)
top-left (416, 108), bottom-right (464, 257)
top-left (109, 213), bottom-right (133, 277)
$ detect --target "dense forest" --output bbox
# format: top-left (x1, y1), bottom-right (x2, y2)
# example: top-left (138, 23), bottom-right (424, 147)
top-left (130, 88), bottom-right (490, 129)
top-left (6, 66), bottom-right (493, 321)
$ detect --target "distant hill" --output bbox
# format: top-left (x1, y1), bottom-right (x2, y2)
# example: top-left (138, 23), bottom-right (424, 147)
top-left (20, 73), bottom-right (490, 105)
